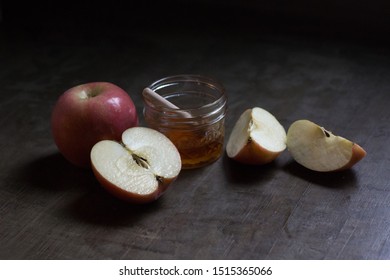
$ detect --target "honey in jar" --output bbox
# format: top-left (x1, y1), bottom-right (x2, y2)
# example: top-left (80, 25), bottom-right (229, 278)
top-left (142, 75), bottom-right (227, 169)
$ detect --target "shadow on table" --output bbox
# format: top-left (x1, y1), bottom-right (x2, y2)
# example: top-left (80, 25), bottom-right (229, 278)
top-left (220, 153), bottom-right (358, 189)
top-left (222, 154), bottom-right (279, 186)
top-left (16, 152), bottom-right (161, 226)
top-left (282, 160), bottom-right (358, 189)
top-left (66, 189), bottom-right (162, 226)
top-left (17, 152), bottom-right (94, 192)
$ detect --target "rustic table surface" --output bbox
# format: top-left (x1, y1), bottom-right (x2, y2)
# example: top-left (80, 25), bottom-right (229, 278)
top-left (1, 4), bottom-right (390, 260)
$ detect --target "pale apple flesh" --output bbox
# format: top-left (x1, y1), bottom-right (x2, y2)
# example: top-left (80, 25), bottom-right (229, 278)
top-left (90, 127), bottom-right (181, 203)
top-left (226, 107), bottom-right (287, 165)
top-left (286, 120), bottom-right (366, 172)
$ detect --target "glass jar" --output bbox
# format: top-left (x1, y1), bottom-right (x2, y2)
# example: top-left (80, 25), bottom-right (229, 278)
top-left (142, 74), bottom-right (227, 169)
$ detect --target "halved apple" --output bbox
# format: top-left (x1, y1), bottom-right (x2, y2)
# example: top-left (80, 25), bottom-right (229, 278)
top-left (286, 119), bottom-right (366, 172)
top-left (90, 127), bottom-right (182, 203)
top-left (226, 107), bottom-right (287, 164)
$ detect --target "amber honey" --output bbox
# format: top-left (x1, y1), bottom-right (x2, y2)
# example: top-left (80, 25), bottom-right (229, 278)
top-left (142, 75), bottom-right (227, 169)
top-left (164, 123), bottom-right (225, 169)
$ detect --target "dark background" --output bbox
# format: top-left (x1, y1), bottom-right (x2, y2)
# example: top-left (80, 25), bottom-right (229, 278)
top-left (2, 0), bottom-right (390, 39)
top-left (0, 1), bottom-right (389, 259)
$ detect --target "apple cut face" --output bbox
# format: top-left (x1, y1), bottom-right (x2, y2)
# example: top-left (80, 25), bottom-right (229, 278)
top-left (226, 107), bottom-right (287, 165)
top-left (286, 120), bottom-right (366, 172)
top-left (90, 127), bottom-right (182, 203)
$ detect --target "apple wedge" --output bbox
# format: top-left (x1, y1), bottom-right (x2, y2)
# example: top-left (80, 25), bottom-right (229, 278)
top-left (286, 119), bottom-right (366, 172)
top-left (90, 127), bottom-right (182, 203)
top-left (226, 107), bottom-right (287, 164)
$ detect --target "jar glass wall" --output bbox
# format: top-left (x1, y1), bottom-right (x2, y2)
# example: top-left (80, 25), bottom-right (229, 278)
top-left (142, 75), bottom-right (227, 169)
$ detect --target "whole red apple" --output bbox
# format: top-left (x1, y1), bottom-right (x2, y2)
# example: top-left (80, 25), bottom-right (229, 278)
top-left (51, 82), bottom-right (138, 168)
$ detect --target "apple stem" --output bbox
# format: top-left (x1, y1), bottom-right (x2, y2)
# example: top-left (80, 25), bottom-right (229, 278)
top-left (87, 86), bottom-right (103, 98)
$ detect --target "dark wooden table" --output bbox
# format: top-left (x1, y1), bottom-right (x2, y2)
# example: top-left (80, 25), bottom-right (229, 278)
top-left (1, 3), bottom-right (390, 260)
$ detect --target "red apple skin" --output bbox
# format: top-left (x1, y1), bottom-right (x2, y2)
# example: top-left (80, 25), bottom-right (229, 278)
top-left (51, 82), bottom-right (138, 168)
top-left (232, 139), bottom-right (282, 165)
top-left (91, 164), bottom-right (177, 204)
top-left (336, 143), bottom-right (367, 171)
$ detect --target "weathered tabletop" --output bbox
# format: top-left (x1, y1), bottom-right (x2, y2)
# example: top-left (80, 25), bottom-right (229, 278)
top-left (1, 4), bottom-right (389, 260)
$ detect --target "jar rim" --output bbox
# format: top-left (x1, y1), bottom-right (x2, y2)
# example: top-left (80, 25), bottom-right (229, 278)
top-left (147, 74), bottom-right (226, 113)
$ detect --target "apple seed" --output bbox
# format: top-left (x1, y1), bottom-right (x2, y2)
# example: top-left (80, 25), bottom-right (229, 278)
top-left (132, 154), bottom-right (150, 169)
top-left (322, 128), bottom-right (331, 137)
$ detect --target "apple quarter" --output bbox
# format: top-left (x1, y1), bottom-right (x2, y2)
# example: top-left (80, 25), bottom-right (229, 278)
top-left (226, 107), bottom-right (287, 165)
top-left (286, 119), bottom-right (366, 172)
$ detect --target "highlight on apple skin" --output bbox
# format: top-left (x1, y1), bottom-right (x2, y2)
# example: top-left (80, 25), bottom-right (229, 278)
top-left (226, 107), bottom-right (287, 165)
top-left (51, 82), bottom-right (138, 168)
top-left (90, 127), bottom-right (182, 204)
top-left (286, 119), bottom-right (366, 172)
